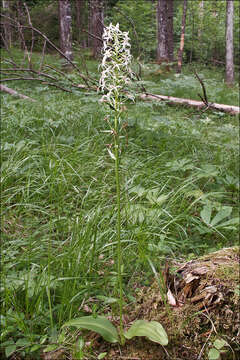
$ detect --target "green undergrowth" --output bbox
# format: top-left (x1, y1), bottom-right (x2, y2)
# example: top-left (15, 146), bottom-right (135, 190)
top-left (1, 51), bottom-right (239, 359)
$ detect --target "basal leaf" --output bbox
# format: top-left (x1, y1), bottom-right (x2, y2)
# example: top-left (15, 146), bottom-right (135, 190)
top-left (210, 207), bottom-right (232, 227)
top-left (214, 217), bottom-right (239, 228)
top-left (208, 348), bottom-right (220, 360)
top-left (62, 316), bottom-right (119, 343)
top-left (124, 320), bottom-right (168, 345)
top-left (213, 338), bottom-right (228, 350)
top-left (200, 205), bottom-right (212, 225)
top-left (5, 344), bottom-right (17, 358)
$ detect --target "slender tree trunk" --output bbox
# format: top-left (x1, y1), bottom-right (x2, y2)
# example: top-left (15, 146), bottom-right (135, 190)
top-left (157, 0), bottom-right (169, 62)
top-left (156, 0), bottom-right (174, 63)
top-left (58, 0), bottom-right (73, 64)
top-left (198, 0), bottom-right (204, 45)
top-left (2, 0), bottom-right (12, 49)
top-left (76, 0), bottom-right (87, 47)
top-left (177, 0), bottom-right (187, 73)
top-left (212, 0), bottom-right (218, 62)
top-left (88, 0), bottom-right (93, 48)
top-left (89, 0), bottom-right (104, 58)
top-left (16, 0), bottom-right (25, 49)
top-left (166, 0), bottom-right (174, 61)
top-left (190, 1), bottom-right (195, 64)
top-left (225, 0), bottom-right (234, 85)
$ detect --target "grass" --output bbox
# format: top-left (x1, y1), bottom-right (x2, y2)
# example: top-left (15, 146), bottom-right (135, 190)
top-left (1, 48), bottom-right (239, 359)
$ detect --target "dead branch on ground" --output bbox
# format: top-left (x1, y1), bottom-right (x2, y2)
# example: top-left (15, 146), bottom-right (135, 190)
top-left (139, 92), bottom-right (239, 115)
top-left (0, 84), bottom-right (36, 101)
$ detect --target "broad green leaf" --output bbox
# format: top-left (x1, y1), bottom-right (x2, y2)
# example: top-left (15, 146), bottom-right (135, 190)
top-left (98, 353), bottom-right (107, 359)
top-left (216, 217), bottom-right (239, 228)
top-left (124, 320), bottom-right (168, 345)
top-left (213, 339), bottom-right (228, 350)
top-left (43, 344), bottom-right (59, 352)
top-left (208, 348), bottom-right (220, 360)
top-left (210, 207), bottom-right (232, 227)
top-left (200, 205), bottom-right (212, 225)
top-left (30, 344), bottom-right (41, 352)
top-left (62, 316), bottom-right (119, 343)
top-left (16, 338), bottom-right (31, 347)
top-left (5, 344), bottom-right (17, 358)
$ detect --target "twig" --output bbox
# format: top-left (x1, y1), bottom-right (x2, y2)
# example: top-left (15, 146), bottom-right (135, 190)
top-left (0, 15), bottom-right (96, 86)
top-left (197, 310), bottom-right (217, 360)
top-left (1, 67), bottom-right (58, 81)
top-left (23, 2), bottom-right (34, 68)
top-left (0, 77), bottom-right (71, 92)
top-left (44, 64), bottom-right (75, 83)
top-left (39, 39), bottom-right (46, 72)
top-left (83, 29), bottom-right (103, 43)
top-left (194, 71), bottom-right (208, 105)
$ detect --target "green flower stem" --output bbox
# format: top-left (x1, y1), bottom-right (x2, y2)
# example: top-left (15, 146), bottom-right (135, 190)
top-left (114, 101), bottom-right (124, 345)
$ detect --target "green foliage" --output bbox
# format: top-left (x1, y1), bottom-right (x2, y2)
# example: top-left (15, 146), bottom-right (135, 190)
top-left (106, 0), bottom-right (156, 60)
top-left (63, 316), bottom-right (119, 343)
top-left (62, 316), bottom-right (168, 347)
top-left (124, 320), bottom-right (168, 345)
top-left (208, 338), bottom-right (229, 359)
top-left (1, 50), bottom-right (239, 358)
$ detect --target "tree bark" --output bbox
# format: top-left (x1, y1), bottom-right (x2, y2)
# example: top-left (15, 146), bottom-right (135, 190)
top-left (2, 0), bottom-right (12, 49)
top-left (225, 0), bottom-right (234, 85)
top-left (166, 0), bottom-right (174, 61)
top-left (189, 0), bottom-right (195, 63)
top-left (88, 0), bottom-right (104, 58)
top-left (177, 0), bottom-right (187, 73)
top-left (76, 0), bottom-right (87, 47)
top-left (157, 0), bottom-right (174, 63)
top-left (139, 93), bottom-right (239, 115)
top-left (58, 0), bottom-right (73, 64)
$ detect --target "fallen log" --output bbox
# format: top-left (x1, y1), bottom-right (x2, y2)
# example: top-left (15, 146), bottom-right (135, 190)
top-left (0, 84), bottom-right (36, 102)
top-left (139, 92), bottom-right (239, 115)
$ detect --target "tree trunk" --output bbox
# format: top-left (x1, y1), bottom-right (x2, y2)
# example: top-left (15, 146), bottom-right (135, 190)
top-left (58, 0), bottom-right (73, 64)
top-left (157, 0), bottom-right (174, 63)
top-left (166, 0), bottom-right (174, 61)
top-left (15, 0), bottom-right (24, 49)
top-left (198, 0), bottom-right (204, 45)
top-left (157, 0), bottom-right (169, 62)
top-left (225, 0), bottom-right (234, 85)
top-left (2, 0), bottom-right (12, 49)
top-left (76, 0), bottom-right (87, 47)
top-left (88, 0), bottom-right (104, 58)
top-left (189, 0), bottom-right (195, 63)
top-left (177, 0), bottom-right (187, 73)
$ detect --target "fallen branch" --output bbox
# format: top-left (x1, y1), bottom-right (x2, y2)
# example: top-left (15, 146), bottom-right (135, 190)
top-left (0, 14), bottom-right (96, 86)
top-left (0, 84), bottom-right (36, 102)
top-left (139, 93), bottom-right (239, 115)
top-left (0, 77), bottom-right (71, 92)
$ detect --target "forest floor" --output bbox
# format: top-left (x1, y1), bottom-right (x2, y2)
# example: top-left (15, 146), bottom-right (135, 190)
top-left (1, 49), bottom-right (239, 359)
